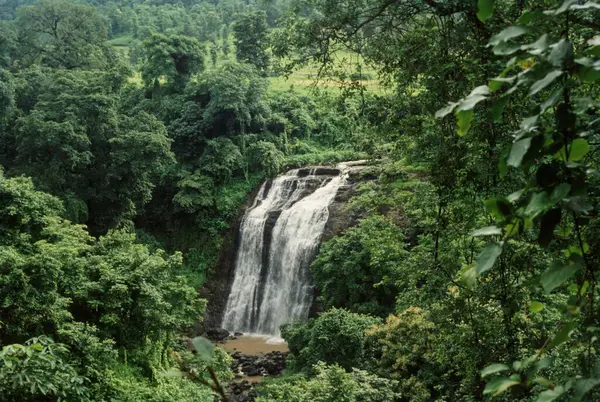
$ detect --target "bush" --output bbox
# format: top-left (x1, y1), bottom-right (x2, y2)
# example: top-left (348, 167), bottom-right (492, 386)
top-left (366, 307), bottom-right (436, 402)
top-left (269, 91), bottom-right (316, 138)
top-left (198, 137), bottom-right (244, 184)
top-left (0, 336), bottom-right (89, 401)
top-left (281, 308), bottom-right (381, 372)
top-left (256, 362), bottom-right (400, 402)
top-left (248, 140), bottom-right (285, 177)
top-left (311, 215), bottom-right (406, 316)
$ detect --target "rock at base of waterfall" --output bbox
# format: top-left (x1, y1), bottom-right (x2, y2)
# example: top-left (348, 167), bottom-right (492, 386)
top-left (230, 350), bottom-right (288, 376)
top-left (227, 350), bottom-right (288, 402)
top-left (297, 167), bottom-right (340, 177)
top-left (205, 327), bottom-right (230, 342)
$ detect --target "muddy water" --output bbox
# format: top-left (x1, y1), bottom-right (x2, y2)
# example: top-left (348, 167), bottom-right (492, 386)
top-left (222, 335), bottom-right (289, 356)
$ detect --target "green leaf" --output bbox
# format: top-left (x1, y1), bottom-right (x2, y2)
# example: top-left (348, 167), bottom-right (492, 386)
top-left (457, 85), bottom-right (490, 112)
top-left (565, 196), bottom-right (593, 214)
top-left (476, 243), bottom-right (503, 275)
top-left (456, 110), bottom-right (474, 136)
top-left (517, 11), bottom-right (545, 25)
top-left (547, 321), bottom-right (577, 350)
top-left (571, 2), bottom-right (600, 10)
top-left (192, 336), bottom-right (215, 359)
top-left (507, 138), bottom-right (532, 167)
top-left (489, 26), bottom-right (529, 47)
top-left (525, 192), bottom-right (552, 218)
top-left (507, 189), bottom-right (525, 203)
top-left (472, 226), bottom-right (502, 236)
top-left (533, 377), bottom-right (554, 387)
top-left (489, 76), bottom-right (516, 92)
top-left (548, 39), bottom-right (573, 68)
top-left (458, 264), bottom-right (477, 289)
top-left (529, 70), bottom-right (563, 95)
top-left (568, 139), bottom-right (589, 162)
top-left (541, 261), bottom-right (582, 293)
top-left (435, 102), bottom-right (459, 118)
top-left (530, 301), bottom-right (544, 313)
top-left (515, 115), bottom-right (540, 139)
top-left (525, 34), bottom-right (550, 56)
top-left (547, 0), bottom-right (578, 15)
top-left (485, 197), bottom-right (513, 219)
top-left (573, 378), bottom-right (600, 401)
top-left (537, 386), bottom-right (565, 402)
top-left (484, 377), bottom-right (521, 396)
top-left (550, 0), bottom-right (600, 14)
top-left (550, 183), bottom-right (571, 203)
top-left (477, 0), bottom-right (495, 22)
top-left (481, 363), bottom-right (511, 377)
top-left (578, 66), bottom-right (600, 82)
top-left (540, 89), bottom-right (563, 113)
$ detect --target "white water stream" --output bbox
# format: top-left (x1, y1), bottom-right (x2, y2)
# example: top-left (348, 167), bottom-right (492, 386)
top-left (221, 167), bottom-right (345, 337)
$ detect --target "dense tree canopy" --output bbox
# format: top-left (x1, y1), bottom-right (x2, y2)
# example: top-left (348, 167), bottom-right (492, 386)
top-left (233, 10), bottom-right (270, 73)
top-left (15, 0), bottom-right (110, 69)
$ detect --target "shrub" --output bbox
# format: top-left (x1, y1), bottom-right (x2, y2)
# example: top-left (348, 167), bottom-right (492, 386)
top-left (281, 308), bottom-right (381, 372)
top-left (257, 362), bottom-right (400, 402)
top-left (311, 215), bottom-right (406, 316)
top-left (248, 140), bottom-right (285, 177)
top-left (0, 336), bottom-right (89, 401)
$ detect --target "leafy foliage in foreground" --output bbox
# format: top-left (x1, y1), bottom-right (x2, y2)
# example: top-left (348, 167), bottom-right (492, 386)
top-left (0, 336), bottom-right (88, 401)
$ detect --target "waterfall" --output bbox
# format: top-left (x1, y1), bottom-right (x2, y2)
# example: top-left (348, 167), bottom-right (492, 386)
top-left (221, 167), bottom-right (344, 337)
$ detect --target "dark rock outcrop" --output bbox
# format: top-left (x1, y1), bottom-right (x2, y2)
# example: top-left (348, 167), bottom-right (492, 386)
top-left (230, 350), bottom-right (288, 377)
top-left (205, 327), bottom-right (230, 342)
top-left (297, 167), bottom-right (340, 177)
top-left (322, 163), bottom-right (379, 242)
top-left (227, 350), bottom-right (289, 402)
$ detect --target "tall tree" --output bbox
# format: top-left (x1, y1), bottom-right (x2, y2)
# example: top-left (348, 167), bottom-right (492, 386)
top-left (232, 10), bottom-right (270, 73)
top-left (15, 0), bottom-right (109, 69)
top-left (141, 33), bottom-right (204, 92)
top-left (11, 69), bottom-right (173, 233)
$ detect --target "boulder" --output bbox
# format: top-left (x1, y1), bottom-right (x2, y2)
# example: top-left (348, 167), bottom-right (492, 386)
top-left (297, 167), bottom-right (340, 177)
top-left (313, 167), bottom-right (340, 176)
top-left (229, 350), bottom-right (289, 378)
top-left (205, 327), bottom-right (229, 342)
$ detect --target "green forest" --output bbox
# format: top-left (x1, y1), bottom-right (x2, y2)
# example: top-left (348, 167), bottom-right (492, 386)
top-left (0, 0), bottom-right (599, 401)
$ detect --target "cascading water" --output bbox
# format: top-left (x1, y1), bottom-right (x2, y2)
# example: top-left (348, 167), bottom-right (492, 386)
top-left (221, 167), bottom-right (345, 337)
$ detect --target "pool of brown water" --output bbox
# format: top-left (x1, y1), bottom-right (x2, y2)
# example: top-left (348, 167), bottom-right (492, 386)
top-left (221, 335), bottom-right (289, 356)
